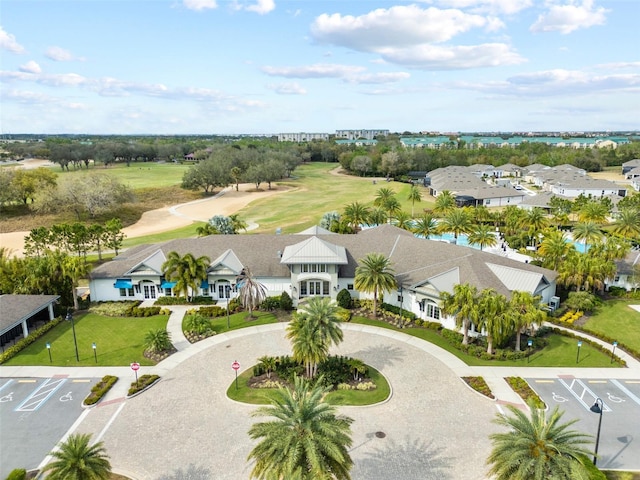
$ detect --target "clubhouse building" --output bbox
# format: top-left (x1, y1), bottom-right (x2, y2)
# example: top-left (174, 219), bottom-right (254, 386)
top-left (89, 225), bottom-right (557, 332)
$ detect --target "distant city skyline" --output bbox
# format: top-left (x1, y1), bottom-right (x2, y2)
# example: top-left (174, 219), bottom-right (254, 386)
top-left (1, 0), bottom-right (638, 135)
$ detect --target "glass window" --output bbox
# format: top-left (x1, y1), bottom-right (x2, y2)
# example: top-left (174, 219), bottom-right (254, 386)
top-left (127, 288), bottom-right (134, 296)
top-left (119, 288), bottom-right (127, 297)
top-left (347, 284), bottom-right (354, 290)
top-left (323, 281), bottom-right (330, 295)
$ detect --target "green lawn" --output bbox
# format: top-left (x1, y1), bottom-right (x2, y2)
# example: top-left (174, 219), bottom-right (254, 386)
top-left (182, 310), bottom-right (281, 334)
top-left (350, 317), bottom-right (619, 367)
top-left (55, 162), bottom-right (191, 189)
top-left (582, 300), bottom-right (640, 352)
top-left (2, 313), bottom-right (169, 366)
top-left (226, 365), bottom-right (390, 406)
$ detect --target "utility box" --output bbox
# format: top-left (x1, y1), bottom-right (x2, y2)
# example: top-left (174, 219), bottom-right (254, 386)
top-left (549, 296), bottom-right (561, 311)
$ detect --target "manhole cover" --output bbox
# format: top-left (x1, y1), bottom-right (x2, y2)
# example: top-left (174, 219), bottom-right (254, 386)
top-left (375, 431), bottom-right (386, 438)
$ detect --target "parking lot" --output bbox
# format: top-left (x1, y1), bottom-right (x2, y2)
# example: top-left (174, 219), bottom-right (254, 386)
top-left (527, 377), bottom-right (640, 470)
top-left (0, 377), bottom-right (96, 478)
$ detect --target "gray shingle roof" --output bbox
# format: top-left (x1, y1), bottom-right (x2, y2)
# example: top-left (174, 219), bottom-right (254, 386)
top-left (0, 294), bottom-right (60, 335)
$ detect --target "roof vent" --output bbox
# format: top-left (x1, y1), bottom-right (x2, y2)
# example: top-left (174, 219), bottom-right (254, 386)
top-left (277, 250), bottom-right (282, 258)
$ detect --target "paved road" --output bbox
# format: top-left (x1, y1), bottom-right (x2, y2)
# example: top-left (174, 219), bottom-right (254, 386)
top-left (527, 377), bottom-right (640, 470)
top-left (0, 377), bottom-right (96, 478)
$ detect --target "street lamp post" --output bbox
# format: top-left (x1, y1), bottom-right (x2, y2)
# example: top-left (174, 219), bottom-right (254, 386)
top-left (590, 398), bottom-right (604, 465)
top-left (65, 309), bottom-right (79, 362)
top-left (611, 341), bottom-right (618, 364)
top-left (527, 338), bottom-right (533, 363)
top-left (92, 342), bottom-right (97, 363)
top-left (46, 343), bottom-right (52, 363)
top-left (576, 340), bottom-right (583, 364)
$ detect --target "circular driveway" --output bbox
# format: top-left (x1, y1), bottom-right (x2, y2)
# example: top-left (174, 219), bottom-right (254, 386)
top-left (79, 326), bottom-right (500, 480)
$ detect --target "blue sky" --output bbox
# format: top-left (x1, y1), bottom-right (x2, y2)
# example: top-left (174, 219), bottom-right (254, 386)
top-left (1, 0), bottom-right (638, 135)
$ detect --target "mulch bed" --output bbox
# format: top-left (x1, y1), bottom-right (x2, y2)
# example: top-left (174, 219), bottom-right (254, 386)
top-left (143, 347), bottom-right (177, 362)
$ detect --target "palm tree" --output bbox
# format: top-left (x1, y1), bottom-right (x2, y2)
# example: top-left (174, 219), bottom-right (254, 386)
top-left (343, 201), bottom-right (370, 231)
top-left (440, 283), bottom-right (479, 346)
top-left (578, 200), bottom-right (610, 224)
top-left (519, 208), bottom-right (549, 247)
top-left (537, 229), bottom-right (574, 271)
top-left (382, 196), bottom-right (401, 223)
top-left (502, 205), bottom-right (526, 236)
top-left (144, 328), bottom-right (172, 353)
top-left (247, 376), bottom-right (354, 480)
top-left (367, 208), bottom-right (387, 226)
top-left (392, 210), bottom-right (413, 231)
top-left (407, 185), bottom-right (422, 217)
top-left (438, 208), bottom-right (473, 242)
top-left (412, 213), bottom-right (438, 239)
top-left (162, 251), bottom-right (211, 300)
top-left (196, 223), bottom-right (219, 237)
top-left (42, 433), bottom-right (112, 480)
top-left (373, 187), bottom-right (395, 210)
top-left (572, 221), bottom-right (604, 252)
top-left (237, 267), bottom-right (267, 318)
top-left (60, 253), bottom-right (90, 312)
top-left (468, 224), bottom-right (498, 251)
top-left (487, 405), bottom-right (593, 480)
top-left (229, 213), bottom-right (248, 233)
top-left (508, 291), bottom-right (546, 351)
top-left (433, 190), bottom-right (456, 216)
top-left (354, 253), bottom-right (397, 318)
top-left (287, 315), bottom-right (328, 378)
top-left (611, 207), bottom-right (640, 240)
top-left (257, 356), bottom-right (277, 379)
top-left (476, 288), bottom-right (508, 355)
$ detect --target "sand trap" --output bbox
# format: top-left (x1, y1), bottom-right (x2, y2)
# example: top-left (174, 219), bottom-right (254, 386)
top-left (0, 183), bottom-right (291, 257)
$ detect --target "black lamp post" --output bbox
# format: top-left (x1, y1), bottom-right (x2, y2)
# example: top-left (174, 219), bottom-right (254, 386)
top-left (576, 340), bottom-right (583, 364)
top-left (92, 342), bottom-right (97, 363)
top-left (611, 341), bottom-right (618, 363)
top-left (590, 398), bottom-right (604, 465)
top-left (527, 338), bottom-right (533, 363)
top-left (46, 342), bottom-right (52, 363)
top-left (65, 309), bottom-right (79, 362)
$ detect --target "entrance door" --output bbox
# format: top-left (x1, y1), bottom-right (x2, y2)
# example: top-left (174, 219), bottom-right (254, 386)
top-left (143, 284), bottom-right (156, 299)
top-left (309, 281), bottom-right (322, 295)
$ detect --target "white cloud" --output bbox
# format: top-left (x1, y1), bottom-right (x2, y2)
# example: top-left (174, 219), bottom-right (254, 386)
top-left (452, 68), bottom-right (640, 96)
top-left (183, 0), bottom-right (218, 11)
top-left (19, 61), bottom-right (41, 74)
top-left (378, 43), bottom-right (525, 69)
top-left (266, 82), bottom-right (307, 95)
top-left (530, 0), bottom-right (608, 34)
top-left (262, 63), bottom-right (365, 79)
top-left (45, 46), bottom-right (75, 61)
top-left (2, 89), bottom-right (89, 110)
top-left (347, 72), bottom-right (411, 84)
top-left (428, 0), bottom-right (533, 15)
top-left (245, 0), bottom-right (275, 15)
top-left (311, 5), bottom-right (495, 50)
top-left (0, 27), bottom-right (26, 54)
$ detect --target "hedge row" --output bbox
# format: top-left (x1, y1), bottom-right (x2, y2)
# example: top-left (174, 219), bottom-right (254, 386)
top-left (154, 296), bottom-right (217, 305)
top-left (0, 317), bottom-right (64, 364)
top-left (83, 375), bottom-right (118, 406)
top-left (462, 376), bottom-right (494, 399)
top-left (506, 377), bottom-right (546, 409)
top-left (127, 374), bottom-right (160, 396)
top-left (380, 303), bottom-right (417, 321)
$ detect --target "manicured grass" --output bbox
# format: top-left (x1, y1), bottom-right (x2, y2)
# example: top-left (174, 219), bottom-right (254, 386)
top-left (122, 222), bottom-right (204, 248)
top-left (582, 300), bottom-right (640, 352)
top-left (237, 163), bottom-right (434, 234)
top-left (603, 472), bottom-right (640, 480)
top-left (2, 313), bottom-right (169, 367)
top-left (226, 366), bottom-right (390, 406)
top-left (55, 162), bottom-right (191, 189)
top-left (349, 317), bottom-right (619, 367)
top-left (181, 310), bottom-right (281, 335)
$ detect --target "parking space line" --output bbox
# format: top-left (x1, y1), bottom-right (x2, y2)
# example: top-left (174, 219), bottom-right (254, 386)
top-left (588, 380), bottom-right (607, 384)
top-left (558, 378), bottom-right (612, 412)
top-left (611, 379), bottom-right (640, 407)
top-left (15, 378), bottom-right (66, 412)
top-left (71, 379), bottom-right (90, 383)
top-left (626, 381), bottom-right (640, 384)
top-left (534, 380), bottom-right (554, 383)
top-left (18, 380), bottom-right (36, 383)
top-left (0, 380), bottom-right (12, 393)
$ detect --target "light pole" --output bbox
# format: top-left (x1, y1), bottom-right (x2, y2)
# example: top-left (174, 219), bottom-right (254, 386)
top-left (65, 309), bottom-right (79, 362)
top-left (527, 338), bottom-right (533, 363)
top-left (46, 342), bottom-right (52, 363)
top-left (576, 340), bottom-right (582, 364)
top-left (611, 341), bottom-right (618, 364)
top-left (590, 398), bottom-right (604, 465)
top-left (92, 342), bottom-right (97, 363)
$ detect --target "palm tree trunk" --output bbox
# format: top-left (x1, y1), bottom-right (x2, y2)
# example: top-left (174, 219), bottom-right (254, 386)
top-left (515, 330), bottom-right (522, 352)
top-left (373, 291), bottom-right (378, 318)
top-left (487, 336), bottom-right (494, 355)
top-left (462, 318), bottom-right (469, 345)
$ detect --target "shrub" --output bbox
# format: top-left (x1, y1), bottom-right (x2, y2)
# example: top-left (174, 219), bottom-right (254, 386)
top-left (143, 329), bottom-right (172, 353)
top-left (506, 377), bottom-right (546, 409)
top-left (261, 296), bottom-right (281, 311)
top-left (607, 286), bottom-right (627, 297)
top-left (462, 377), bottom-right (494, 399)
top-left (0, 317), bottom-right (63, 364)
top-left (336, 307), bottom-right (352, 322)
top-left (228, 298), bottom-right (241, 312)
top-left (195, 305), bottom-right (226, 318)
top-left (83, 375), bottom-right (118, 406)
top-left (280, 291), bottom-right (293, 311)
top-left (154, 296), bottom-right (217, 305)
top-left (5, 468), bottom-right (26, 480)
top-left (90, 301), bottom-right (140, 317)
top-left (184, 314), bottom-right (214, 335)
top-left (355, 381), bottom-right (376, 391)
top-left (380, 302), bottom-right (417, 321)
top-left (336, 288), bottom-right (352, 309)
top-left (126, 306), bottom-right (161, 317)
top-left (127, 374), bottom-right (160, 396)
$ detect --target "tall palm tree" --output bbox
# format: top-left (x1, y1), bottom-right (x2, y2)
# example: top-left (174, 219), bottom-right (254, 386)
top-left (611, 207), bottom-right (640, 240)
top-left (572, 221), bottom-right (604, 252)
top-left (519, 208), bottom-right (549, 247)
top-left (578, 200), bottom-right (610, 224)
top-left (508, 291), bottom-right (546, 351)
top-left (487, 405), bottom-right (593, 480)
top-left (476, 288), bottom-right (508, 355)
top-left (433, 190), bottom-right (456, 216)
top-left (42, 433), bottom-right (112, 480)
top-left (407, 184), bottom-right (422, 217)
top-left (229, 213), bottom-right (248, 233)
top-left (59, 252), bottom-right (90, 311)
top-left (162, 251), bottom-right (211, 300)
top-left (343, 201), bottom-right (371, 231)
top-left (502, 205), bottom-right (526, 236)
top-left (412, 213), bottom-right (438, 239)
top-left (367, 207), bottom-right (387, 226)
top-left (237, 267), bottom-right (267, 318)
top-left (392, 210), bottom-right (413, 231)
top-left (440, 283), bottom-right (479, 345)
top-left (247, 376), bottom-right (354, 480)
top-left (354, 253), bottom-right (397, 318)
top-left (287, 316), bottom-right (328, 378)
top-left (438, 208), bottom-right (473, 242)
top-left (472, 205), bottom-right (492, 224)
top-left (537, 229), bottom-right (574, 271)
top-left (468, 224), bottom-right (498, 251)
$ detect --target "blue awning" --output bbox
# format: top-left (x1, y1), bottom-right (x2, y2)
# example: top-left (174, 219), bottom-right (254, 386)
top-left (200, 280), bottom-right (209, 289)
top-left (114, 279), bottom-right (133, 289)
top-left (161, 281), bottom-right (177, 289)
